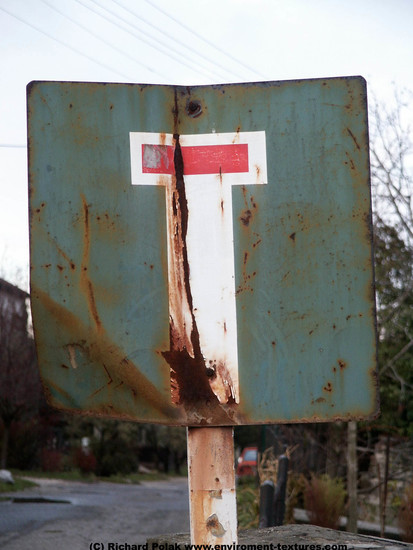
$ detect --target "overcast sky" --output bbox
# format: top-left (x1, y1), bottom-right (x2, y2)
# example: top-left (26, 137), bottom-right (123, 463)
top-left (1, 0), bottom-right (413, 290)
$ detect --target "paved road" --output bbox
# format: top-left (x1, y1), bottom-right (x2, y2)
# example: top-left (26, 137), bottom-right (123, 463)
top-left (0, 477), bottom-right (190, 550)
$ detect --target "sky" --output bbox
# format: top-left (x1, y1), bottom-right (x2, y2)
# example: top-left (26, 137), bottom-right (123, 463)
top-left (1, 0), bottom-right (413, 290)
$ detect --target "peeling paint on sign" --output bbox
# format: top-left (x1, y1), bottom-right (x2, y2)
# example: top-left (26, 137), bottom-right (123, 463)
top-left (130, 131), bottom-right (267, 408)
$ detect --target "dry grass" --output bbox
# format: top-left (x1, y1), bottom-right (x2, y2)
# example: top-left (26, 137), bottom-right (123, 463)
top-left (303, 473), bottom-right (346, 529)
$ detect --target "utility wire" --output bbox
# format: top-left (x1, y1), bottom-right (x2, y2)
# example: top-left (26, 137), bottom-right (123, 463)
top-left (0, 144), bottom-right (26, 148)
top-left (40, 0), bottom-right (170, 81)
top-left (74, 0), bottom-right (220, 82)
top-left (88, 0), bottom-right (227, 81)
top-left (0, 5), bottom-right (161, 81)
top-left (112, 0), bottom-right (243, 81)
top-left (143, 0), bottom-right (266, 80)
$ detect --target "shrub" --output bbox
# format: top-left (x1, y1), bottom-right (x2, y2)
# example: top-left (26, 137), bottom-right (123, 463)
top-left (237, 479), bottom-right (259, 530)
top-left (73, 448), bottom-right (97, 475)
top-left (303, 473), bottom-right (346, 529)
top-left (399, 482), bottom-right (413, 542)
top-left (4, 420), bottom-right (40, 470)
top-left (41, 448), bottom-right (63, 472)
top-left (92, 438), bottom-right (138, 477)
top-left (285, 472), bottom-right (307, 524)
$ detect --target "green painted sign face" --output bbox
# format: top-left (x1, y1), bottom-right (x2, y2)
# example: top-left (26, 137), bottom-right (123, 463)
top-left (28, 77), bottom-right (378, 426)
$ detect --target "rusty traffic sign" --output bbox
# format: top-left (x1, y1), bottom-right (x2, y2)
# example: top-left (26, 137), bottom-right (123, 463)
top-left (28, 77), bottom-right (378, 426)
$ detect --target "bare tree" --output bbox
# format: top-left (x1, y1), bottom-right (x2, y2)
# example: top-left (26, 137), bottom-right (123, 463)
top-left (370, 88), bottom-right (413, 242)
top-left (362, 88), bottom-right (413, 534)
top-left (334, 89), bottom-right (413, 534)
top-left (0, 278), bottom-right (40, 468)
top-left (370, 88), bottom-right (413, 414)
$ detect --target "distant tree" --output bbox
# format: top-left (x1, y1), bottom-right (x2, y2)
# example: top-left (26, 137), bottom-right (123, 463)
top-left (155, 425), bottom-right (187, 474)
top-left (373, 220), bottom-right (413, 432)
top-left (0, 279), bottom-right (41, 468)
top-left (347, 88), bottom-right (413, 534)
top-left (90, 419), bottom-right (140, 476)
top-left (370, 89), bottom-right (413, 434)
top-left (64, 416), bottom-right (187, 476)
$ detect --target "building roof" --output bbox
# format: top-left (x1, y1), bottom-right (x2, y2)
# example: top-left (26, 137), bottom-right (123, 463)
top-left (0, 278), bottom-right (29, 300)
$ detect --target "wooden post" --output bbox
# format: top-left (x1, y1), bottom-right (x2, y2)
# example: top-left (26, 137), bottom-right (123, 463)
top-left (347, 420), bottom-right (358, 533)
top-left (187, 426), bottom-right (237, 545)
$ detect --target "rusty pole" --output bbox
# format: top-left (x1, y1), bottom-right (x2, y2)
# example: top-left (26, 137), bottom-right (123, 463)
top-left (187, 426), bottom-right (237, 545)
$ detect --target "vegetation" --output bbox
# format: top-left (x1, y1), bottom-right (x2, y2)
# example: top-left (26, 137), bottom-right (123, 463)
top-left (0, 476), bottom-right (37, 495)
top-left (285, 472), bottom-right (307, 523)
top-left (370, 89), bottom-right (413, 436)
top-left (303, 474), bottom-right (346, 529)
top-left (236, 477), bottom-right (259, 530)
top-left (0, 469), bottom-right (170, 488)
top-left (0, 280), bottom-right (41, 469)
top-left (398, 481), bottom-right (413, 542)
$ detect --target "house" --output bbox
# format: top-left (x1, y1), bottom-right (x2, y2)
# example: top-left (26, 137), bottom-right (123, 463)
top-left (0, 278), bottom-right (30, 334)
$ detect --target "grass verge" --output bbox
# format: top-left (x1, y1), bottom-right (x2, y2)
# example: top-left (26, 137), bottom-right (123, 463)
top-left (2, 469), bottom-right (174, 489)
top-left (0, 477), bottom-right (38, 495)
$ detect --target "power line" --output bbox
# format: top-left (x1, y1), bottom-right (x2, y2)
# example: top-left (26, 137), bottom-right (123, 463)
top-left (111, 0), bottom-right (243, 81)
top-left (143, 0), bottom-right (265, 80)
top-left (0, 144), bottom-right (26, 148)
top-left (0, 5), bottom-right (158, 82)
top-left (40, 0), bottom-right (170, 81)
top-left (88, 0), bottom-right (228, 81)
top-left (74, 0), bottom-right (221, 82)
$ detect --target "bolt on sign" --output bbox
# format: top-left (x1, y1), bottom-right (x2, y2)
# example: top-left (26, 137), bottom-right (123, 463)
top-left (28, 77), bottom-right (379, 427)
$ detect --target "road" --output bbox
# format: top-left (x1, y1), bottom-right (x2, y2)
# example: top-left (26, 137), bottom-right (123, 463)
top-left (0, 476), bottom-right (190, 550)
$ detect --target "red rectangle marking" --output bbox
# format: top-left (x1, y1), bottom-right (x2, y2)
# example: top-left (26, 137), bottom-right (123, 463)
top-left (142, 143), bottom-right (249, 176)
top-left (182, 144), bottom-right (249, 175)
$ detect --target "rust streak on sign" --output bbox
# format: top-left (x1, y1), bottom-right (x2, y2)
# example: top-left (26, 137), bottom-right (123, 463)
top-left (161, 134), bottom-right (233, 420)
top-left (346, 127), bottom-right (361, 151)
top-left (79, 194), bottom-right (102, 331)
top-left (33, 286), bottom-right (182, 421)
top-left (130, 125), bottom-right (267, 411)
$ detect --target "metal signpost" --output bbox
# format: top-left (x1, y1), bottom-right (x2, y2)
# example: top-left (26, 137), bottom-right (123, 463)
top-left (28, 77), bottom-right (378, 545)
